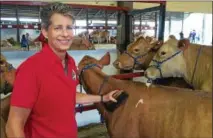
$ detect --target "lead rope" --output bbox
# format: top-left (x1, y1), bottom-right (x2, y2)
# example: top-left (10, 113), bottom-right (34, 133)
top-left (190, 45), bottom-right (203, 87)
top-left (78, 66), bottom-right (84, 113)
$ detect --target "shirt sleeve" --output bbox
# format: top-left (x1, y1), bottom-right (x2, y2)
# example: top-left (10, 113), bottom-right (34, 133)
top-left (10, 61), bottom-right (39, 109)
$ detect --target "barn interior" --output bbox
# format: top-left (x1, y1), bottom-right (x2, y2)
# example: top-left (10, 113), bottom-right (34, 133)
top-left (0, 1), bottom-right (212, 138)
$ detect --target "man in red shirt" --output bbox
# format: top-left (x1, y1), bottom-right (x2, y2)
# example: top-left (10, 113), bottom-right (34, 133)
top-left (6, 2), bottom-right (119, 138)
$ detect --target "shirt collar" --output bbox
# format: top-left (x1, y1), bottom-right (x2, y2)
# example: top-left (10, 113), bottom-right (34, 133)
top-left (41, 43), bottom-right (73, 65)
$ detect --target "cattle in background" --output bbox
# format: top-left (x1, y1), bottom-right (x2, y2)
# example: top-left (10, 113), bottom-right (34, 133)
top-left (145, 36), bottom-right (212, 93)
top-left (34, 33), bottom-right (95, 50)
top-left (133, 31), bottom-right (146, 41)
top-left (90, 30), bottom-right (110, 44)
top-left (78, 31), bottom-right (89, 39)
top-left (0, 40), bottom-right (13, 48)
top-left (69, 36), bottom-right (95, 50)
top-left (78, 52), bottom-right (212, 138)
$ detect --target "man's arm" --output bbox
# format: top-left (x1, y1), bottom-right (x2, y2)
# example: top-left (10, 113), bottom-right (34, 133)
top-left (6, 106), bottom-right (31, 138)
top-left (76, 90), bottom-right (121, 104)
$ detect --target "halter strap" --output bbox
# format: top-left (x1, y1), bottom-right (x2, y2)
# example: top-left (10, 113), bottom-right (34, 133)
top-left (123, 51), bottom-right (148, 69)
top-left (146, 50), bottom-right (182, 81)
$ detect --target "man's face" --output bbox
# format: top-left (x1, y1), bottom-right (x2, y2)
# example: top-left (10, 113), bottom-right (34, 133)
top-left (42, 13), bottom-right (74, 52)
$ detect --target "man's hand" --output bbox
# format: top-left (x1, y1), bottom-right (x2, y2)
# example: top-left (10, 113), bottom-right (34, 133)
top-left (103, 90), bottom-right (123, 102)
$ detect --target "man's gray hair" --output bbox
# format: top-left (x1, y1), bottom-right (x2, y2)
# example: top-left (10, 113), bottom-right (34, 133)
top-left (40, 2), bottom-right (75, 30)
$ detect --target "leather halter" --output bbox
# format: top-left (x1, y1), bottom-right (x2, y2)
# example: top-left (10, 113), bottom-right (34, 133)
top-left (79, 63), bottom-right (109, 95)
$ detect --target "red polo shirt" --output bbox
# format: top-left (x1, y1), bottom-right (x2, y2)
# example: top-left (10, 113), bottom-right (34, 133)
top-left (11, 44), bottom-right (78, 138)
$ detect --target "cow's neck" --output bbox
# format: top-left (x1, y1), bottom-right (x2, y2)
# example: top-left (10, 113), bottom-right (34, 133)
top-left (144, 50), bottom-right (157, 69)
top-left (137, 50), bottom-right (157, 70)
top-left (82, 69), bottom-right (134, 121)
top-left (183, 44), bottom-right (210, 89)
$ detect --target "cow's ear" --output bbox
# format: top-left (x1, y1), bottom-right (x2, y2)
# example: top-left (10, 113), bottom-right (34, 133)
top-left (99, 52), bottom-right (110, 66)
top-left (145, 36), bottom-right (152, 43)
top-left (178, 39), bottom-right (190, 51)
top-left (150, 40), bottom-right (163, 51)
top-left (169, 35), bottom-right (177, 40)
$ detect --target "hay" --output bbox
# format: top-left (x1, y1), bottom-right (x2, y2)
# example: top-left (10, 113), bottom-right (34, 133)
top-left (78, 123), bottom-right (109, 138)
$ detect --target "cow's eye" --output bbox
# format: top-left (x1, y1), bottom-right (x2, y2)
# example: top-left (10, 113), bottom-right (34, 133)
top-left (134, 48), bottom-right (140, 53)
top-left (161, 51), bottom-right (166, 55)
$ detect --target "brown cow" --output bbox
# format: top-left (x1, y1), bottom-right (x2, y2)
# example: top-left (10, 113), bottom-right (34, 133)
top-left (69, 36), bottom-right (95, 50)
top-left (0, 54), bottom-right (16, 138)
top-left (78, 52), bottom-right (212, 138)
top-left (1, 96), bottom-right (11, 138)
top-left (0, 40), bottom-right (13, 47)
top-left (145, 37), bottom-right (212, 93)
top-left (90, 30), bottom-right (110, 44)
top-left (113, 36), bottom-right (160, 70)
top-left (0, 54), bottom-right (16, 95)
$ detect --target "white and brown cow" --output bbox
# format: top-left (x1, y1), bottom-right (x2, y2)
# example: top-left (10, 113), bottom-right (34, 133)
top-left (90, 30), bottom-right (110, 44)
top-left (145, 37), bottom-right (212, 93)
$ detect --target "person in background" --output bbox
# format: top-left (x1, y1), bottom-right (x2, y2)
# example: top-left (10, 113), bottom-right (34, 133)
top-left (26, 33), bottom-right (30, 51)
top-left (20, 34), bottom-right (28, 51)
top-left (191, 30), bottom-right (196, 43)
top-left (179, 31), bottom-right (184, 40)
top-left (6, 2), bottom-right (121, 138)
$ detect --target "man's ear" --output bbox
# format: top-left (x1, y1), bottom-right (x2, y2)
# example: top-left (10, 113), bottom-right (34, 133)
top-left (99, 52), bottom-right (110, 66)
top-left (178, 39), bottom-right (190, 51)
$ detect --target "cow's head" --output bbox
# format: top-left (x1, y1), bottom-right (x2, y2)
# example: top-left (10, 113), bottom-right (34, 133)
top-left (0, 53), bottom-right (16, 95)
top-left (78, 52), bottom-right (110, 94)
top-left (113, 36), bottom-right (162, 70)
top-left (145, 37), bottom-right (189, 80)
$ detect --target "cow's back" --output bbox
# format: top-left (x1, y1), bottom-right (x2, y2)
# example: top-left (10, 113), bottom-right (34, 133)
top-left (137, 85), bottom-right (212, 138)
top-left (108, 82), bottom-right (212, 138)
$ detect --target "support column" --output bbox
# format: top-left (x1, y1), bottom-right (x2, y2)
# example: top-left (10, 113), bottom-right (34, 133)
top-left (139, 14), bottom-right (142, 32)
top-left (168, 12), bottom-right (171, 34)
top-left (202, 14), bottom-right (206, 44)
top-left (154, 12), bottom-right (157, 38)
top-left (86, 8), bottom-right (89, 32)
top-left (158, 3), bottom-right (166, 41)
top-left (117, 1), bottom-right (133, 75)
top-left (117, 1), bottom-right (133, 52)
top-left (105, 10), bottom-right (108, 32)
top-left (16, 5), bottom-right (20, 42)
top-left (181, 12), bottom-right (184, 32)
top-left (132, 16), bottom-right (135, 36)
